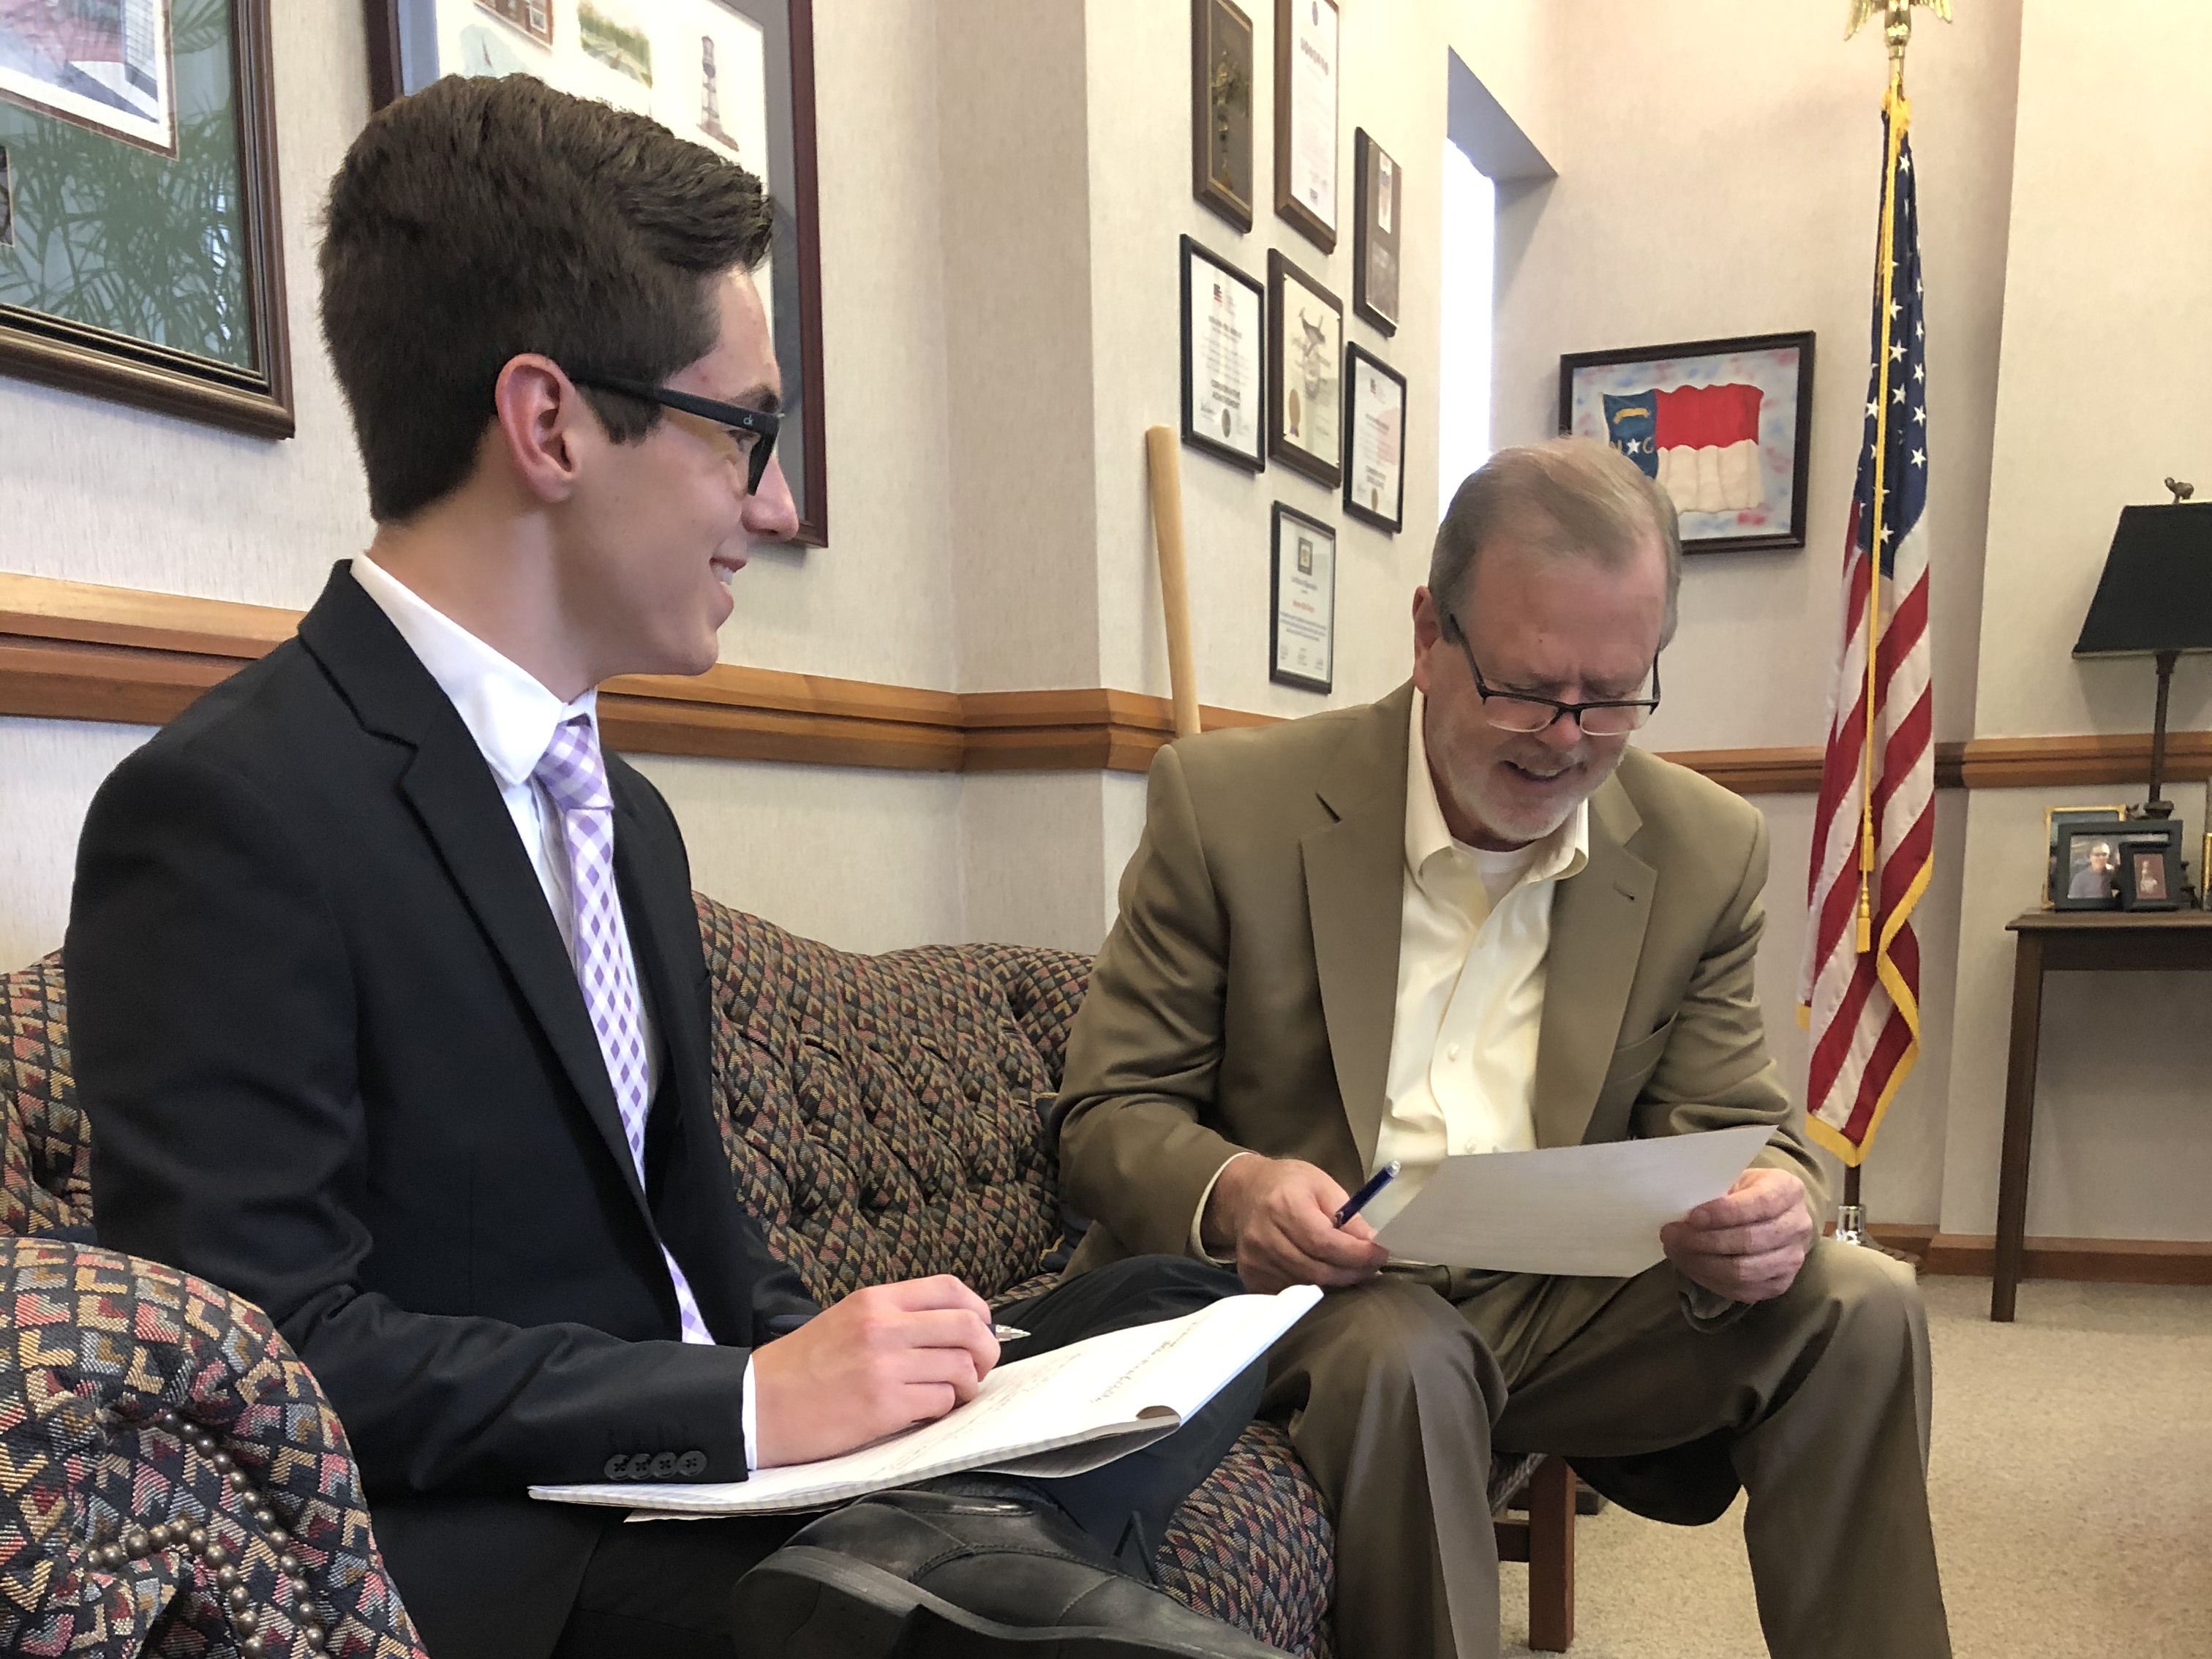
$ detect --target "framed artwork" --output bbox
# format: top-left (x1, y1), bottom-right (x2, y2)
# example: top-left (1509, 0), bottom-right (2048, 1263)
top-left (1179, 235), bottom-right (1264, 472)
top-left (2042, 805), bottom-right (2127, 906)
top-left (1558, 331), bottom-right (1816, 553)
top-left (0, 0), bottom-right (293, 437)
top-left (367, 0), bottom-right (831, 546)
top-left (1267, 248), bottom-right (1340, 488)
top-left (1351, 128), bottom-right (1399, 334)
top-left (1342, 343), bottom-right (1404, 533)
top-left (1272, 0), bottom-right (1336, 252)
top-left (1189, 0), bottom-right (1253, 232)
top-left (1270, 501), bottom-right (1335, 693)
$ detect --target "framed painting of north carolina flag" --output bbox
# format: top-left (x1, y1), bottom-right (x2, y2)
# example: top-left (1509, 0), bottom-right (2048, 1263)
top-left (1557, 331), bottom-right (1815, 553)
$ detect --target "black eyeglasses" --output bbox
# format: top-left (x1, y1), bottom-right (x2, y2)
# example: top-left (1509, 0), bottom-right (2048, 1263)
top-left (1442, 611), bottom-right (1661, 737)
top-left (566, 372), bottom-right (781, 495)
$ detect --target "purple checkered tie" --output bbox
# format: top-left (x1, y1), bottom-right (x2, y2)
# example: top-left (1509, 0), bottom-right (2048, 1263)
top-left (535, 715), bottom-right (712, 1344)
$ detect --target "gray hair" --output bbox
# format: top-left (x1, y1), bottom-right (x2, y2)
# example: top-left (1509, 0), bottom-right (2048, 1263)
top-left (1429, 437), bottom-right (1682, 647)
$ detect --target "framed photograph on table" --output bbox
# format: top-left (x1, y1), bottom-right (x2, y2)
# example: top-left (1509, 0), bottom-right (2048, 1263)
top-left (1351, 128), bottom-right (1399, 334)
top-left (1558, 331), bottom-right (1815, 553)
top-left (2042, 805), bottom-right (2126, 906)
top-left (0, 0), bottom-right (293, 437)
top-left (366, 0), bottom-right (832, 546)
top-left (1189, 0), bottom-right (1253, 231)
top-left (2049, 816), bottom-right (2132, 911)
top-left (1267, 248), bottom-right (1340, 488)
top-left (1179, 235), bottom-right (1264, 472)
top-left (1272, 0), bottom-right (1337, 252)
top-left (1271, 502), bottom-right (1335, 693)
top-left (1342, 343), bottom-right (1404, 532)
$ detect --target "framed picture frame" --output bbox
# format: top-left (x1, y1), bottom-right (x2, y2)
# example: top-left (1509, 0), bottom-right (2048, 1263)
top-left (1179, 235), bottom-right (1264, 472)
top-left (1270, 501), bottom-right (1335, 693)
top-left (366, 0), bottom-right (832, 546)
top-left (2042, 805), bottom-right (2126, 906)
top-left (1190, 0), bottom-right (1254, 232)
top-left (1351, 128), bottom-right (1399, 335)
top-left (0, 0), bottom-right (293, 437)
top-left (1342, 343), bottom-right (1404, 533)
top-left (1557, 331), bottom-right (1816, 553)
top-left (1272, 0), bottom-right (1337, 252)
top-left (2035, 809), bottom-right (2123, 911)
top-left (2120, 833), bottom-right (2183, 911)
top-left (1267, 247), bottom-right (1341, 488)
top-left (2049, 815), bottom-right (2133, 911)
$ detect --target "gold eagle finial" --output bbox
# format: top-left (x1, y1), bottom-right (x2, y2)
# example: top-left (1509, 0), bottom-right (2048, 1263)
top-left (1847, 0), bottom-right (1954, 89)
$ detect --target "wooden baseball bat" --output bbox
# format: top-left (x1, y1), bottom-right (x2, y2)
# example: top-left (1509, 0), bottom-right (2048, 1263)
top-left (1144, 426), bottom-right (1201, 740)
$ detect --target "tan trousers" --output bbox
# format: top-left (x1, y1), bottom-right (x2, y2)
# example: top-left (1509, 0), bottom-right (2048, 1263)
top-left (1261, 1240), bottom-right (1947, 1659)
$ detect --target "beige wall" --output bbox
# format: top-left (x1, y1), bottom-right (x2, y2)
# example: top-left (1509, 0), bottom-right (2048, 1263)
top-left (5, 3), bottom-right (2208, 1246)
top-left (1936, 0), bottom-right (2212, 1244)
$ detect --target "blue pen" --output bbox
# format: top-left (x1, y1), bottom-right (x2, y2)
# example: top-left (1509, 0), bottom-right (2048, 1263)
top-left (1332, 1159), bottom-right (1402, 1228)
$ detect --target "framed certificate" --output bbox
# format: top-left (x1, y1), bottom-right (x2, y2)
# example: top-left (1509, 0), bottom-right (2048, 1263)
top-left (1352, 129), bottom-right (1400, 335)
top-left (1272, 0), bottom-right (1337, 251)
top-left (1271, 503), bottom-right (1336, 693)
top-left (366, 0), bottom-right (832, 546)
top-left (1342, 345), bottom-right (1405, 533)
top-left (1180, 234), bottom-right (1265, 471)
top-left (1267, 248), bottom-right (1341, 488)
top-left (1190, 0), bottom-right (1254, 232)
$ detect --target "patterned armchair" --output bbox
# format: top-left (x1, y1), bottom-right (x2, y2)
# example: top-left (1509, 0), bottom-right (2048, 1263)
top-left (3, 902), bottom-right (1571, 1659)
top-left (0, 959), bottom-right (426, 1658)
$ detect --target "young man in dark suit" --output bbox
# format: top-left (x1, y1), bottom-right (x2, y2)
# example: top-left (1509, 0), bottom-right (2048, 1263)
top-left (68, 75), bottom-right (1278, 1659)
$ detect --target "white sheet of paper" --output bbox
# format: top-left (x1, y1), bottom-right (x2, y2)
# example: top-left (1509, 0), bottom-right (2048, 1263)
top-left (530, 1285), bottom-right (1322, 1519)
top-left (1372, 1126), bottom-right (1775, 1277)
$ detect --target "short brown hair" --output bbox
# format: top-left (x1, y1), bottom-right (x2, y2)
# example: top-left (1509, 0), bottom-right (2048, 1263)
top-left (320, 75), bottom-right (772, 523)
top-left (1431, 438), bottom-right (1682, 647)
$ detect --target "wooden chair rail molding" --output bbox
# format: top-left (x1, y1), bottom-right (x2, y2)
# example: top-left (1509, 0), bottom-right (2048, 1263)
top-left (6, 572), bottom-right (2208, 789)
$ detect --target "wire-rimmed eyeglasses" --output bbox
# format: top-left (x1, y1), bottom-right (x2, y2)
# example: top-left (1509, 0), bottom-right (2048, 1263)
top-left (1442, 610), bottom-right (1660, 737)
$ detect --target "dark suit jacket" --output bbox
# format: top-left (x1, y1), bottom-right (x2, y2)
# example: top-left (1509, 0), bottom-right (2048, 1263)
top-left (69, 564), bottom-right (817, 1658)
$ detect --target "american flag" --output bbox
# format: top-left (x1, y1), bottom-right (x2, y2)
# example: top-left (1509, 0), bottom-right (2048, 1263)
top-left (1801, 91), bottom-right (1934, 1166)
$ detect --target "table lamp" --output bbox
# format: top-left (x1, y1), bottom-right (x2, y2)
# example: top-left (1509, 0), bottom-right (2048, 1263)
top-left (2072, 498), bottom-right (2212, 819)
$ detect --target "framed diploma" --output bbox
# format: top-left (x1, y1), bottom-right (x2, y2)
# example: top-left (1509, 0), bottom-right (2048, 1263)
top-left (1267, 248), bottom-right (1341, 488)
top-left (1342, 345), bottom-right (1405, 533)
top-left (366, 0), bottom-right (833, 546)
top-left (1180, 234), bottom-right (1265, 471)
top-left (1352, 129), bottom-right (1400, 335)
top-left (1190, 0), bottom-right (1254, 232)
top-left (1270, 502), bottom-right (1336, 693)
top-left (1272, 0), bottom-right (1338, 251)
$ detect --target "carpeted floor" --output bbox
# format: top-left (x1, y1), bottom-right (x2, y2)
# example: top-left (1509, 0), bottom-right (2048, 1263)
top-left (1496, 1274), bottom-right (2212, 1657)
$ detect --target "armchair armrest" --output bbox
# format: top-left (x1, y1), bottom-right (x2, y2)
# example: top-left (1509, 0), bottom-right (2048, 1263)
top-left (0, 1235), bottom-right (425, 1659)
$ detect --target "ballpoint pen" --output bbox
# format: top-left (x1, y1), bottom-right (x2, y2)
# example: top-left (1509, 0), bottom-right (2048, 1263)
top-left (1332, 1159), bottom-right (1402, 1228)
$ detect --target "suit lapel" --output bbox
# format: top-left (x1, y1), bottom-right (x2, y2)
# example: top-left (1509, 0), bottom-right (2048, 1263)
top-left (1302, 685), bottom-right (1415, 1171)
top-left (297, 565), bottom-right (652, 1219)
top-left (1532, 775), bottom-right (1655, 1148)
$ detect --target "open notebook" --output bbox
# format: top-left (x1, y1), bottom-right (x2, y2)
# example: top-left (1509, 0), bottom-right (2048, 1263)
top-left (532, 1284), bottom-right (1322, 1519)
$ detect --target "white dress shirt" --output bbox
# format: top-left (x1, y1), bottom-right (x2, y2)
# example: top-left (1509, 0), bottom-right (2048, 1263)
top-left (1363, 689), bottom-right (1587, 1230)
top-left (349, 557), bottom-right (758, 1462)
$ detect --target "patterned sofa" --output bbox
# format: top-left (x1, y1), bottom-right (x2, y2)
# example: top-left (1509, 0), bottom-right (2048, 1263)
top-left (2, 897), bottom-right (1566, 1658)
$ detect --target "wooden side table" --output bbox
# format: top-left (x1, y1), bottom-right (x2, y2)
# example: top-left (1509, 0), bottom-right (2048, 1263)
top-left (1995, 910), bottom-right (2212, 1320)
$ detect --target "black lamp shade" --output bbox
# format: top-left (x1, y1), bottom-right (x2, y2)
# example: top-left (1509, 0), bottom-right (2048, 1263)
top-left (2073, 503), bottom-right (2212, 658)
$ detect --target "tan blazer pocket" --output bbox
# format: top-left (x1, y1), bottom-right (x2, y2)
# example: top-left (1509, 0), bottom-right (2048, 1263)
top-left (1588, 1017), bottom-right (1678, 1140)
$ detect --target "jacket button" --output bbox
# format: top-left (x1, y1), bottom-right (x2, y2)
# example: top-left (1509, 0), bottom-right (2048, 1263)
top-left (648, 1451), bottom-right (678, 1479)
top-left (603, 1453), bottom-right (632, 1481)
top-left (677, 1450), bottom-right (707, 1478)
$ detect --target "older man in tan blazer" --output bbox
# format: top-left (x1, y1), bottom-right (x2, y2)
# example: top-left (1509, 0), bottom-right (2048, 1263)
top-left (1058, 439), bottom-right (1947, 1659)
